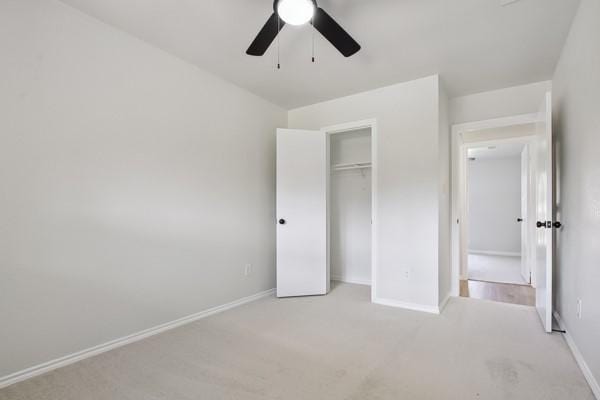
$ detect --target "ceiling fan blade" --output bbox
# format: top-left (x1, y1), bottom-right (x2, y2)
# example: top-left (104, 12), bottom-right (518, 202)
top-left (246, 13), bottom-right (285, 56)
top-left (312, 7), bottom-right (360, 57)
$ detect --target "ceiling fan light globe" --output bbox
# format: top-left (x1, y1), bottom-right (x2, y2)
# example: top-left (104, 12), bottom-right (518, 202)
top-left (277, 0), bottom-right (315, 26)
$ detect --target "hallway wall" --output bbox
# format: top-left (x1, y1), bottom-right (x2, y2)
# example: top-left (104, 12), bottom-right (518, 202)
top-left (468, 156), bottom-right (522, 255)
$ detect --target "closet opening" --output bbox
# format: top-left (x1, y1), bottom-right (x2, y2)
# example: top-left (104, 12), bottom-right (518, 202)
top-left (275, 120), bottom-right (376, 299)
top-left (326, 122), bottom-right (375, 297)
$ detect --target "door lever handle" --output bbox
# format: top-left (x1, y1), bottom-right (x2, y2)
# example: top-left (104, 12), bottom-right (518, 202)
top-left (517, 218), bottom-right (523, 222)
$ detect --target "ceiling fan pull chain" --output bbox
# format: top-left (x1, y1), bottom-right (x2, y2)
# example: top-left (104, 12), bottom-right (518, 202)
top-left (311, 18), bottom-right (315, 63)
top-left (277, 16), bottom-right (281, 69)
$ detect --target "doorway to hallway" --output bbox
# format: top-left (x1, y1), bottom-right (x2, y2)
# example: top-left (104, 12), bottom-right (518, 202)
top-left (462, 140), bottom-right (534, 305)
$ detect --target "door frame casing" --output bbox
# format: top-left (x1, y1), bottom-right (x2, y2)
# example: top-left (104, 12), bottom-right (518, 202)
top-left (320, 119), bottom-right (378, 301)
top-left (520, 144), bottom-right (532, 284)
top-left (451, 113), bottom-right (540, 296)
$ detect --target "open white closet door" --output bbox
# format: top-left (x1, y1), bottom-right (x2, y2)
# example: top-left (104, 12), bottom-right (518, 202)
top-left (534, 92), bottom-right (554, 332)
top-left (276, 129), bottom-right (328, 298)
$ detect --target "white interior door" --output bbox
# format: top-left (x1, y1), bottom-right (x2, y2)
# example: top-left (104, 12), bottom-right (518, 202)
top-left (276, 129), bottom-right (328, 297)
top-left (534, 92), bottom-right (554, 332)
top-left (520, 146), bottom-right (530, 283)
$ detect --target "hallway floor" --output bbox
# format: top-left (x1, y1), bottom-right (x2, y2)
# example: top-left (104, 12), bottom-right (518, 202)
top-left (460, 279), bottom-right (535, 306)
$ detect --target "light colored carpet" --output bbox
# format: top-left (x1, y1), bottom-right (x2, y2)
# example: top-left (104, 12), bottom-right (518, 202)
top-left (469, 253), bottom-right (528, 285)
top-left (0, 283), bottom-right (593, 400)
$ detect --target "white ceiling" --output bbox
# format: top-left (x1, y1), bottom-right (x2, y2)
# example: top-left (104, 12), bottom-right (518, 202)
top-left (468, 142), bottom-right (525, 160)
top-left (60, 0), bottom-right (580, 109)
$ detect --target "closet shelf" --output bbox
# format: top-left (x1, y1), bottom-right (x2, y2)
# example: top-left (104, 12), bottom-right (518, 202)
top-left (331, 162), bottom-right (372, 171)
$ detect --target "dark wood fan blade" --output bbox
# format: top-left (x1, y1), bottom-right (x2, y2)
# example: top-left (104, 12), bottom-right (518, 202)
top-left (246, 13), bottom-right (285, 56)
top-left (312, 7), bottom-right (360, 57)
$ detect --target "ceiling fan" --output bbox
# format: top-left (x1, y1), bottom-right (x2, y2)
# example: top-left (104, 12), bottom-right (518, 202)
top-left (246, 0), bottom-right (361, 58)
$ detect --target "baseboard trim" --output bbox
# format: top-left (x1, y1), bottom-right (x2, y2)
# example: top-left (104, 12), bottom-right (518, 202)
top-left (469, 250), bottom-right (521, 257)
top-left (553, 311), bottom-right (600, 399)
top-left (331, 275), bottom-right (371, 286)
top-left (0, 288), bottom-right (275, 389)
top-left (373, 297), bottom-right (440, 314)
top-left (439, 293), bottom-right (452, 313)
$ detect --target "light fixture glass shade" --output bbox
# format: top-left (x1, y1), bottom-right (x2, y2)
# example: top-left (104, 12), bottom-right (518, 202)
top-left (277, 0), bottom-right (315, 26)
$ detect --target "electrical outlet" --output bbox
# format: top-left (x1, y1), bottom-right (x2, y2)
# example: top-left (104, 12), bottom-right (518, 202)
top-left (576, 299), bottom-right (582, 319)
top-left (244, 264), bottom-right (252, 276)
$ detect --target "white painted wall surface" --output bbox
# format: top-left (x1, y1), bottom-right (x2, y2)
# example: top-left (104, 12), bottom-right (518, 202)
top-left (450, 81), bottom-right (552, 124)
top-left (289, 76), bottom-right (442, 310)
top-left (0, 0), bottom-right (286, 378)
top-left (438, 85), bottom-right (451, 306)
top-left (468, 157), bottom-right (522, 255)
top-left (330, 130), bottom-right (372, 285)
top-left (552, 0), bottom-right (600, 394)
top-left (330, 129), bottom-right (372, 165)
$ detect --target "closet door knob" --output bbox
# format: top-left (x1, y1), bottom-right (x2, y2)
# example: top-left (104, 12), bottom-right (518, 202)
top-left (517, 218), bottom-right (523, 222)
top-left (278, 219), bottom-right (286, 225)
top-left (536, 221), bottom-right (546, 228)
top-left (553, 221), bottom-right (562, 228)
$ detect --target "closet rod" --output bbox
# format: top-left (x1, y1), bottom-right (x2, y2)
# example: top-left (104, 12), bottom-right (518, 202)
top-left (332, 162), bottom-right (372, 171)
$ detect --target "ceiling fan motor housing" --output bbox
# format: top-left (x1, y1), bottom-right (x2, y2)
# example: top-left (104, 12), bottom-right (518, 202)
top-left (247, 0), bottom-right (360, 57)
top-left (273, 0), bottom-right (318, 14)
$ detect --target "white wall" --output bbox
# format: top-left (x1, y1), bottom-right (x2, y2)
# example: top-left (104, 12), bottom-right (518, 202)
top-left (552, 0), bottom-right (600, 394)
top-left (0, 0), bottom-right (286, 378)
top-left (330, 130), bottom-right (372, 285)
top-left (450, 81), bottom-right (552, 124)
top-left (330, 129), bottom-right (372, 165)
top-left (289, 76), bottom-right (444, 310)
top-left (468, 157), bottom-right (522, 255)
top-left (438, 85), bottom-right (451, 306)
